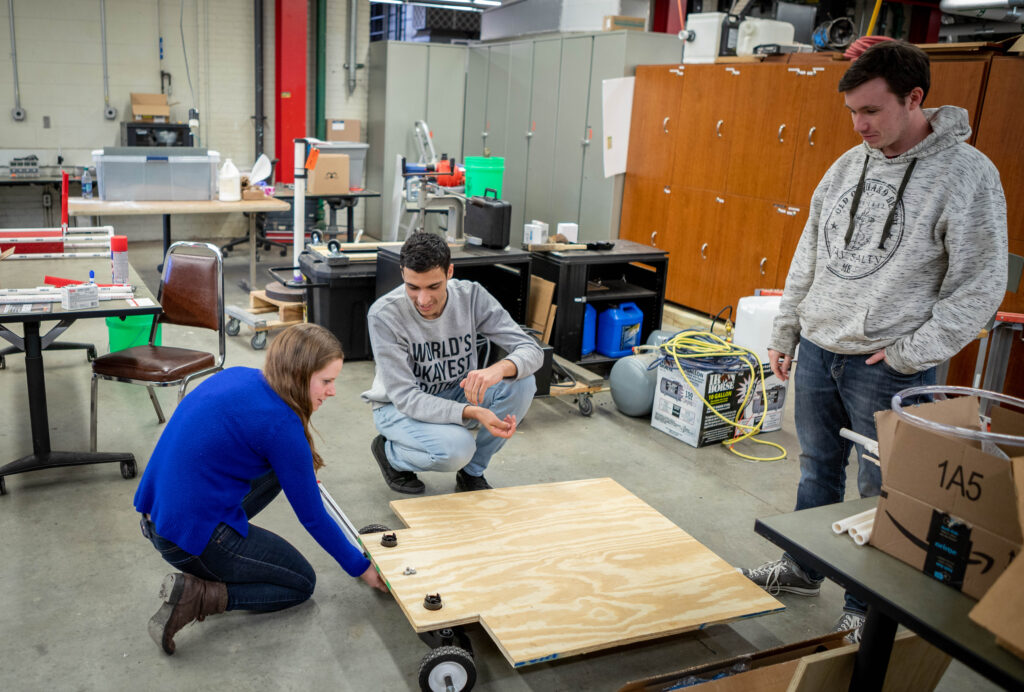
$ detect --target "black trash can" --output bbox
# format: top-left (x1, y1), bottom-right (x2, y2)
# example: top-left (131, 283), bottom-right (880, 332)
top-left (296, 250), bottom-right (377, 360)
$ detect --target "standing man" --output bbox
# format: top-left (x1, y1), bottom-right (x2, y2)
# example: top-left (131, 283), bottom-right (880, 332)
top-left (362, 232), bottom-right (542, 494)
top-left (741, 41), bottom-right (1007, 640)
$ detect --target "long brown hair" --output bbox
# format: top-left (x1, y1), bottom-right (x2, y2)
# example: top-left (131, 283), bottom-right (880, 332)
top-left (263, 323), bottom-right (343, 471)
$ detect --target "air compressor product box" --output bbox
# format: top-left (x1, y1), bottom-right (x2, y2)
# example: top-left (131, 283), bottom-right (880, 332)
top-left (650, 358), bottom-right (787, 447)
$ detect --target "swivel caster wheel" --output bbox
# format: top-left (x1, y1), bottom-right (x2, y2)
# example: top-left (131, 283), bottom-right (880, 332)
top-left (86, 346), bottom-right (97, 362)
top-left (120, 460), bottom-right (137, 480)
top-left (577, 394), bottom-right (594, 417)
top-left (251, 332), bottom-right (268, 350)
top-left (327, 239), bottom-right (341, 254)
top-left (226, 318), bottom-right (241, 336)
top-left (310, 231), bottom-right (322, 245)
top-left (418, 646), bottom-right (476, 692)
top-left (0, 355), bottom-right (6, 370)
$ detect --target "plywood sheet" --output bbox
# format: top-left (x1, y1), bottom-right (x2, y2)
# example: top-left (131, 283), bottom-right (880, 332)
top-left (365, 478), bottom-right (783, 667)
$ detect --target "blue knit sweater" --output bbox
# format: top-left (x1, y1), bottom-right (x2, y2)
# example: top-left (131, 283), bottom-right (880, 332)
top-left (133, 367), bottom-right (369, 577)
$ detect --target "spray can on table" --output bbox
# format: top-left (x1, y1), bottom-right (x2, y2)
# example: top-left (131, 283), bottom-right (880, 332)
top-left (111, 235), bottom-right (129, 285)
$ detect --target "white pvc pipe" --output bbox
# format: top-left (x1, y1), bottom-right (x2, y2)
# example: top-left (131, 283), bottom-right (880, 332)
top-left (832, 508), bottom-right (876, 534)
top-left (847, 517), bottom-right (875, 537)
top-left (293, 138), bottom-right (307, 280)
top-left (853, 525), bottom-right (873, 545)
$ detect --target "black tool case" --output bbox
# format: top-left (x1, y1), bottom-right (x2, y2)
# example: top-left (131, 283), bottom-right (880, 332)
top-left (464, 188), bottom-right (511, 249)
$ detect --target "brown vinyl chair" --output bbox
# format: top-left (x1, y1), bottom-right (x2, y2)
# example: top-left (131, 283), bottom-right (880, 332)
top-left (90, 241), bottom-right (226, 452)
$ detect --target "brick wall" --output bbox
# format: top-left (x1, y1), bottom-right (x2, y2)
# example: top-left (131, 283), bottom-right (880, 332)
top-left (0, 0), bottom-right (371, 240)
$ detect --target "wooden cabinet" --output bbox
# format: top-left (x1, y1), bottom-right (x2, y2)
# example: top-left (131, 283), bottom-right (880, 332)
top-left (928, 58), bottom-right (988, 143)
top-left (724, 65), bottom-right (803, 202)
top-left (975, 57), bottom-right (1024, 248)
top-left (663, 187), bottom-right (724, 309)
top-left (670, 65), bottom-right (741, 193)
top-left (619, 65), bottom-right (684, 249)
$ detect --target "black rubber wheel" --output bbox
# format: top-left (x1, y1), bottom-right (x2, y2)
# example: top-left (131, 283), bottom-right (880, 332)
top-left (0, 476), bottom-right (6, 495)
top-left (226, 318), bottom-right (241, 336)
top-left (120, 460), bottom-right (137, 480)
top-left (0, 355), bottom-right (6, 370)
top-left (358, 524), bottom-right (391, 535)
top-left (251, 332), bottom-right (268, 350)
top-left (310, 231), bottom-right (322, 244)
top-left (327, 239), bottom-right (341, 253)
top-left (578, 394), bottom-right (594, 417)
top-left (418, 646), bottom-right (476, 692)
top-left (86, 346), bottom-right (97, 362)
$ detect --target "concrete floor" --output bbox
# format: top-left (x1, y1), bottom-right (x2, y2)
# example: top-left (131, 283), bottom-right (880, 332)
top-left (0, 238), bottom-right (1003, 691)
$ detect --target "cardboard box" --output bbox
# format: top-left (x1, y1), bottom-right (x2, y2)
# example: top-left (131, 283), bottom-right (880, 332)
top-left (970, 457), bottom-right (1024, 658)
top-left (651, 358), bottom-right (787, 447)
top-left (871, 397), bottom-right (1024, 599)
top-left (325, 118), bottom-right (361, 142)
top-left (130, 93), bottom-right (170, 122)
top-left (307, 153), bottom-right (349, 195)
top-left (603, 15), bottom-right (646, 31)
top-left (872, 487), bottom-right (1019, 599)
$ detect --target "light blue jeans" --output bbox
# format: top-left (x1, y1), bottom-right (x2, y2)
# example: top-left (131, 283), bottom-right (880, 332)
top-left (373, 376), bottom-right (536, 477)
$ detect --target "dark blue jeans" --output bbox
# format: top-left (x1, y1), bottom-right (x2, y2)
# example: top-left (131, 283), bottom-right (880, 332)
top-left (142, 470), bottom-right (316, 612)
top-left (786, 337), bottom-right (935, 613)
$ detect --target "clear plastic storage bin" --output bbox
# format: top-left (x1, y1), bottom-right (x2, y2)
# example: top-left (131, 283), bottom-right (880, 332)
top-left (314, 142), bottom-right (369, 189)
top-left (93, 147), bottom-right (220, 201)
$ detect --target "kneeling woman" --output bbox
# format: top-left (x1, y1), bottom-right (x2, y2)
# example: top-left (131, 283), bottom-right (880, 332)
top-left (134, 323), bottom-right (386, 654)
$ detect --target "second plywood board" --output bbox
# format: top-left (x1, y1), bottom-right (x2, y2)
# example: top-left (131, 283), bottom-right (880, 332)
top-left (365, 478), bottom-right (783, 667)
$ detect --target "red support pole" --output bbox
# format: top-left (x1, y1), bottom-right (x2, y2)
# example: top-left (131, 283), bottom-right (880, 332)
top-left (275, 0), bottom-right (307, 184)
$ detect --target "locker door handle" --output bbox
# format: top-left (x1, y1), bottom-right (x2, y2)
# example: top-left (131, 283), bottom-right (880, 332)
top-left (777, 124), bottom-right (786, 143)
top-left (482, 131), bottom-right (489, 139)
top-left (760, 257), bottom-right (768, 275)
top-left (700, 243), bottom-right (708, 259)
top-left (650, 231), bottom-right (658, 246)
top-left (663, 116), bottom-right (670, 133)
top-left (525, 131), bottom-right (533, 139)
top-left (716, 120), bottom-right (724, 138)
top-left (808, 126), bottom-right (816, 147)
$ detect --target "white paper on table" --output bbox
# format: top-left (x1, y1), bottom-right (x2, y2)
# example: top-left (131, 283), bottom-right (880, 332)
top-left (602, 77), bottom-right (634, 178)
top-left (127, 298), bottom-right (155, 307)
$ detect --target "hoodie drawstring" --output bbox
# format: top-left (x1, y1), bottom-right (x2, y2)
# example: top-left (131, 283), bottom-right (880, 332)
top-left (843, 154), bottom-right (918, 250)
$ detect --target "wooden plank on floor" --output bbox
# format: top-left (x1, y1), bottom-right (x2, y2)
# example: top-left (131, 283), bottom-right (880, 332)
top-left (364, 478), bottom-right (783, 668)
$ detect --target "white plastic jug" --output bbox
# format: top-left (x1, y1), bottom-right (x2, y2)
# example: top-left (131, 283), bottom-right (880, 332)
top-left (218, 158), bottom-right (241, 202)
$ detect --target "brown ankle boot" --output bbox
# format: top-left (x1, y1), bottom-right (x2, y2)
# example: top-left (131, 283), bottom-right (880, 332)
top-left (148, 573), bottom-right (229, 655)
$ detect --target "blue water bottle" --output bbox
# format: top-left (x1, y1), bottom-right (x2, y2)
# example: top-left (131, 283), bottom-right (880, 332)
top-left (81, 167), bottom-right (93, 199)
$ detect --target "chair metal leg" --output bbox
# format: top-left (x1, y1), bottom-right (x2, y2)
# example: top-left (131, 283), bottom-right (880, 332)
top-left (90, 375), bottom-right (99, 453)
top-left (148, 386), bottom-right (166, 424)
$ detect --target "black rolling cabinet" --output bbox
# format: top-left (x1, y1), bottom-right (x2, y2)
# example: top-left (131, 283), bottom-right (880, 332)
top-left (530, 239), bottom-right (668, 365)
top-left (376, 244), bottom-right (532, 324)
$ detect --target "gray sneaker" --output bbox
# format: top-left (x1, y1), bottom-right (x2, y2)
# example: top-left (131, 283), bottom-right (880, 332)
top-left (833, 609), bottom-right (866, 644)
top-left (740, 556), bottom-right (822, 596)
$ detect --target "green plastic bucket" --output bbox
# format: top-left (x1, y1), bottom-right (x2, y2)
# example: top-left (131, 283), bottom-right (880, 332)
top-left (464, 156), bottom-right (505, 198)
top-left (106, 315), bottom-right (162, 353)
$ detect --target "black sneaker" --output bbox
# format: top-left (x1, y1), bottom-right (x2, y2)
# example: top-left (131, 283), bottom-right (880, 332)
top-left (455, 469), bottom-right (492, 492)
top-left (832, 609), bottom-right (866, 644)
top-left (371, 435), bottom-right (424, 494)
top-left (739, 556), bottom-right (822, 596)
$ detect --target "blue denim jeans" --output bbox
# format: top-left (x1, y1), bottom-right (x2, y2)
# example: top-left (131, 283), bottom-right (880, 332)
top-left (786, 337), bottom-right (935, 613)
top-left (142, 470), bottom-right (316, 612)
top-left (373, 375), bottom-right (536, 477)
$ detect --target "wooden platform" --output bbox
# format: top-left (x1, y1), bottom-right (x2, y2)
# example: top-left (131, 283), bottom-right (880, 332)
top-left (247, 289), bottom-right (304, 331)
top-left (365, 478), bottom-right (783, 668)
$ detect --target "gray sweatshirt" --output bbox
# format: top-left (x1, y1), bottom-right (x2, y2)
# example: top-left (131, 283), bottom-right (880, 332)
top-left (361, 278), bottom-right (544, 424)
top-left (770, 106), bottom-right (1008, 374)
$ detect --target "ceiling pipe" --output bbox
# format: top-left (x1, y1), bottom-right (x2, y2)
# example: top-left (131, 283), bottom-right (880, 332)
top-left (8, 0), bottom-right (25, 121)
top-left (100, 0), bottom-right (117, 119)
top-left (939, 0), bottom-right (1023, 21)
top-left (254, 0), bottom-right (265, 157)
top-left (346, 0), bottom-right (358, 95)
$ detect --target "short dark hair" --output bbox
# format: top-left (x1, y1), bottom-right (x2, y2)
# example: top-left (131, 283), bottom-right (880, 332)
top-left (400, 232), bottom-right (450, 273)
top-left (838, 40), bottom-right (930, 105)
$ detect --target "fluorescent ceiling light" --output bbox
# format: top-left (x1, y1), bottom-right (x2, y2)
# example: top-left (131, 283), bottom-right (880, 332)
top-left (475, 0), bottom-right (502, 5)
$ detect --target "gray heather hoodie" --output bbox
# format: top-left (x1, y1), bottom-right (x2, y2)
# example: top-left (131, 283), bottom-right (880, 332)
top-left (769, 106), bottom-right (1008, 374)
top-left (361, 278), bottom-right (543, 424)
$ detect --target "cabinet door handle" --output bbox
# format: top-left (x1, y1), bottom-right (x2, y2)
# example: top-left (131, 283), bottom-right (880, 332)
top-left (650, 231), bottom-right (658, 246)
top-left (760, 257), bottom-right (768, 275)
top-left (663, 116), bottom-right (670, 133)
top-left (716, 119), bottom-right (724, 138)
top-left (777, 124), bottom-right (786, 143)
top-left (663, 185), bottom-right (671, 194)
top-left (808, 126), bottom-right (816, 147)
top-left (700, 242), bottom-right (708, 259)
top-left (482, 131), bottom-right (489, 139)
top-left (525, 131), bottom-right (533, 139)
